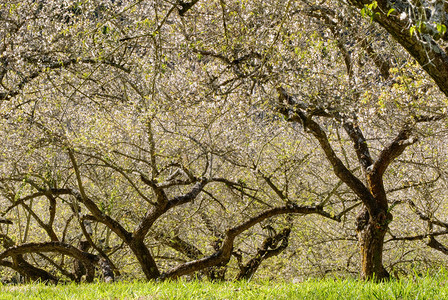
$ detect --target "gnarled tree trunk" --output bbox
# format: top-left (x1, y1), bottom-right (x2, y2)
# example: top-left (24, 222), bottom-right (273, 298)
top-left (356, 208), bottom-right (391, 280)
top-left (129, 239), bottom-right (160, 280)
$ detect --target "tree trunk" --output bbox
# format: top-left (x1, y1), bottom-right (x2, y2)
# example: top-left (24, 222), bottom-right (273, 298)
top-left (74, 240), bottom-right (91, 282)
top-left (356, 208), bottom-right (391, 281)
top-left (129, 239), bottom-right (160, 280)
top-left (98, 258), bottom-right (114, 283)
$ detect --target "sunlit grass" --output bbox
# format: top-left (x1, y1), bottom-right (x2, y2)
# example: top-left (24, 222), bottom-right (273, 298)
top-left (2, 270), bottom-right (448, 299)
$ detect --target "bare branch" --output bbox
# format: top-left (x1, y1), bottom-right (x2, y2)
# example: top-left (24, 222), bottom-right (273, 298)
top-left (277, 87), bottom-right (376, 210)
top-left (342, 120), bottom-right (374, 171)
top-left (161, 203), bottom-right (339, 279)
top-left (372, 125), bottom-right (417, 178)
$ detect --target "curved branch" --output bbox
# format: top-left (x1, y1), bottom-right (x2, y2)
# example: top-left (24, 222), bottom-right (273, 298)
top-left (372, 125), bottom-right (416, 178)
top-left (0, 241), bottom-right (98, 282)
top-left (277, 89), bottom-right (376, 209)
top-left (49, 187), bottom-right (132, 243)
top-left (0, 241), bottom-right (98, 262)
top-left (66, 150), bottom-right (133, 242)
top-left (348, 0), bottom-right (448, 96)
top-left (235, 227), bottom-right (291, 280)
top-left (0, 58), bottom-right (129, 101)
top-left (161, 203), bottom-right (339, 279)
top-left (133, 179), bottom-right (208, 240)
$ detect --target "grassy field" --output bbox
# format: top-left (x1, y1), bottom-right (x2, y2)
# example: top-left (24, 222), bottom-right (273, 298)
top-left (1, 272), bottom-right (448, 300)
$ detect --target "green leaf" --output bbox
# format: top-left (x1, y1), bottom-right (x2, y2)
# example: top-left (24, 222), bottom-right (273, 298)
top-left (387, 8), bottom-right (395, 17)
top-left (361, 7), bottom-right (366, 17)
top-left (436, 23), bottom-right (447, 35)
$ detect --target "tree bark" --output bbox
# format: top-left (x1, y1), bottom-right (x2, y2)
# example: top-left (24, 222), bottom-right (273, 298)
top-left (356, 207), bottom-right (391, 280)
top-left (13, 256), bottom-right (59, 283)
top-left (74, 240), bottom-right (91, 282)
top-left (129, 239), bottom-right (160, 280)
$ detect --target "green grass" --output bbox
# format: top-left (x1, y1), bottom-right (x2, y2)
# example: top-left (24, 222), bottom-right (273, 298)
top-left (1, 272), bottom-right (448, 300)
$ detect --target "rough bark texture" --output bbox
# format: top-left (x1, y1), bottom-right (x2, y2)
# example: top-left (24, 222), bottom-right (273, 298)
top-left (98, 258), bottom-right (115, 283)
top-left (356, 207), bottom-right (391, 280)
top-left (129, 239), bottom-right (161, 279)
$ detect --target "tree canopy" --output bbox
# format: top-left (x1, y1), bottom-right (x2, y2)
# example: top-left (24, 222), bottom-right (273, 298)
top-left (0, 0), bottom-right (448, 282)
